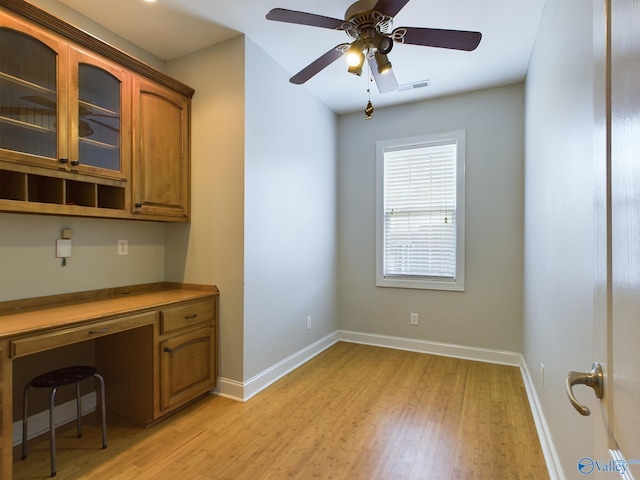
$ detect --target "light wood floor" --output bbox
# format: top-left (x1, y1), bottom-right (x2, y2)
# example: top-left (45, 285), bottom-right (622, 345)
top-left (14, 342), bottom-right (549, 479)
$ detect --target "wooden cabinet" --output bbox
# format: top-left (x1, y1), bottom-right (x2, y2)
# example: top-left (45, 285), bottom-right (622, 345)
top-left (0, 283), bottom-right (218, 477)
top-left (0, 0), bottom-right (194, 221)
top-left (132, 77), bottom-right (190, 220)
top-left (158, 299), bottom-right (217, 414)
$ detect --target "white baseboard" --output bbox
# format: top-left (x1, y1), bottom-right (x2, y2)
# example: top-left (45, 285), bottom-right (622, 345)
top-left (519, 359), bottom-right (565, 480)
top-left (213, 331), bottom-right (339, 402)
top-left (13, 392), bottom-right (97, 447)
top-left (338, 330), bottom-right (523, 366)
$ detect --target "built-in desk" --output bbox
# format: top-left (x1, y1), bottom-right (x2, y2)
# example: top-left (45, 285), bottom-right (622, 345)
top-left (0, 282), bottom-right (219, 479)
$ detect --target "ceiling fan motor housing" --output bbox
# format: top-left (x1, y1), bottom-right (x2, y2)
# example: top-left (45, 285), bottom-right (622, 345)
top-left (344, 0), bottom-right (379, 20)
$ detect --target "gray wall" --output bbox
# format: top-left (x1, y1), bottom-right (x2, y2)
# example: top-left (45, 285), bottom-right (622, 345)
top-left (337, 84), bottom-right (525, 353)
top-left (523, 0), bottom-right (596, 478)
top-left (164, 36), bottom-right (338, 383)
top-left (0, 214), bottom-right (165, 301)
top-left (25, 0), bottom-right (162, 69)
top-left (243, 39), bottom-right (338, 380)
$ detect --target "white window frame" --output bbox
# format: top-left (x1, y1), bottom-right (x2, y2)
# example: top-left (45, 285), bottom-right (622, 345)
top-left (375, 130), bottom-right (465, 291)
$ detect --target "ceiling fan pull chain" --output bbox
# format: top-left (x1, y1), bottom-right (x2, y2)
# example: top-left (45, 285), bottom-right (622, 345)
top-left (365, 61), bottom-right (375, 120)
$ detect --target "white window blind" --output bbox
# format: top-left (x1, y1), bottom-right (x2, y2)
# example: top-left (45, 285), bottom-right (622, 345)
top-left (376, 131), bottom-right (465, 291)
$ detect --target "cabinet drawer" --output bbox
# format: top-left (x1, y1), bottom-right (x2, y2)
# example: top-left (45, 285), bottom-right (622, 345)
top-left (10, 311), bottom-right (157, 358)
top-left (160, 300), bottom-right (214, 334)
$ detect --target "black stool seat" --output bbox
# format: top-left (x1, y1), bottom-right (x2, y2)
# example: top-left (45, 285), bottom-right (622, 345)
top-left (22, 365), bottom-right (107, 477)
top-left (29, 365), bottom-right (97, 389)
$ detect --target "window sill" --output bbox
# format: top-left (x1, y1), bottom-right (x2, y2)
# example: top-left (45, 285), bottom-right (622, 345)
top-left (376, 278), bottom-right (465, 292)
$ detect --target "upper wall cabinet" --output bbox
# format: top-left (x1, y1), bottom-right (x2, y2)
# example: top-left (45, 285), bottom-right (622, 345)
top-left (132, 77), bottom-right (189, 220)
top-left (0, 0), bottom-right (194, 222)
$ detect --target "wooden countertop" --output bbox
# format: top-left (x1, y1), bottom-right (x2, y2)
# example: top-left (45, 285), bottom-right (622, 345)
top-left (0, 283), bottom-right (219, 339)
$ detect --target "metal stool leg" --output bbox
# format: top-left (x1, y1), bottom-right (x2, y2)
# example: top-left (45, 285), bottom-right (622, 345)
top-left (22, 384), bottom-right (30, 460)
top-left (22, 366), bottom-right (106, 476)
top-left (95, 373), bottom-right (107, 448)
top-left (49, 386), bottom-right (58, 477)
top-left (76, 381), bottom-right (83, 438)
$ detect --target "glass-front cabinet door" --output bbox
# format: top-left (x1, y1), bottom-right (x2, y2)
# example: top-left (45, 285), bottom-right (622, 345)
top-left (0, 20), bottom-right (67, 168)
top-left (68, 48), bottom-right (130, 180)
top-left (0, 17), bottom-right (129, 181)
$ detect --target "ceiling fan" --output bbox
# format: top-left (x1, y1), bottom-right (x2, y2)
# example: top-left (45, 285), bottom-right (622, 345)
top-left (266, 0), bottom-right (482, 94)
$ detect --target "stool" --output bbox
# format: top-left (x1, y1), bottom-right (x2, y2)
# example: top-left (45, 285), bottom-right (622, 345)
top-left (22, 365), bottom-right (107, 477)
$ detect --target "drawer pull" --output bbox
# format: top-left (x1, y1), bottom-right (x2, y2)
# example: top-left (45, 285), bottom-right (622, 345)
top-left (185, 314), bottom-right (198, 320)
top-left (89, 328), bottom-right (109, 335)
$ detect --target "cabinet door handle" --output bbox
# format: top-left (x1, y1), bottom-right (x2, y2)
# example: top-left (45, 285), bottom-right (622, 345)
top-left (134, 202), bottom-right (142, 208)
top-left (185, 314), bottom-right (198, 320)
top-left (59, 158), bottom-right (69, 164)
top-left (164, 347), bottom-right (173, 353)
top-left (89, 328), bottom-right (109, 335)
top-left (70, 159), bottom-right (80, 167)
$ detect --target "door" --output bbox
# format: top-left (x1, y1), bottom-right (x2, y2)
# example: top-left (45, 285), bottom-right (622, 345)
top-left (608, 0), bottom-right (640, 473)
top-left (132, 76), bottom-right (190, 219)
top-left (160, 326), bottom-right (215, 411)
top-left (587, 0), bottom-right (640, 476)
top-left (68, 47), bottom-right (131, 181)
top-left (0, 17), bottom-right (68, 169)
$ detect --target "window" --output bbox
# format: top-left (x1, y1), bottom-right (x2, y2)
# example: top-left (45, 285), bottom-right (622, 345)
top-left (376, 130), bottom-right (465, 291)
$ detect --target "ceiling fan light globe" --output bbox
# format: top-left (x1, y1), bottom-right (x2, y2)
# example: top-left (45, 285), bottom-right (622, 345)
top-left (375, 51), bottom-right (392, 74)
top-left (345, 45), bottom-right (365, 67)
top-left (348, 64), bottom-right (363, 76)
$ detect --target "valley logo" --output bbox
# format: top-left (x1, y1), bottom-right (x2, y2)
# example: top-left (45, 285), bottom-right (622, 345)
top-left (578, 457), bottom-right (640, 475)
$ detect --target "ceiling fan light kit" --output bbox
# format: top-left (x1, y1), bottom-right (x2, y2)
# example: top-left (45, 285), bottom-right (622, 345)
top-left (266, 0), bottom-right (482, 118)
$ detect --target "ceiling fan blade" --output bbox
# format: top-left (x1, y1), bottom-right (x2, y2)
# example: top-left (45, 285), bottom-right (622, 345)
top-left (373, 0), bottom-right (410, 18)
top-left (290, 44), bottom-right (349, 85)
top-left (266, 8), bottom-right (344, 30)
top-left (22, 95), bottom-right (57, 109)
top-left (395, 27), bottom-right (482, 51)
top-left (368, 57), bottom-right (398, 94)
top-left (79, 105), bottom-right (119, 119)
top-left (84, 117), bottom-right (120, 134)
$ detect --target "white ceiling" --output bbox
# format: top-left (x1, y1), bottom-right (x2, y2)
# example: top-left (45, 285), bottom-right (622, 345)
top-left (56, 0), bottom-right (546, 114)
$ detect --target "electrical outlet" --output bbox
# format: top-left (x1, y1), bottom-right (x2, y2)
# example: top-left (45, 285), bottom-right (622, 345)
top-left (306, 316), bottom-right (312, 330)
top-left (410, 312), bottom-right (418, 326)
top-left (117, 239), bottom-right (128, 256)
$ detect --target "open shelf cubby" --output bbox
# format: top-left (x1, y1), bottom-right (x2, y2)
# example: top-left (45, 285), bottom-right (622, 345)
top-left (97, 184), bottom-right (125, 210)
top-left (28, 174), bottom-right (63, 204)
top-left (66, 179), bottom-right (97, 207)
top-left (0, 170), bottom-right (27, 200)
top-left (0, 168), bottom-right (126, 213)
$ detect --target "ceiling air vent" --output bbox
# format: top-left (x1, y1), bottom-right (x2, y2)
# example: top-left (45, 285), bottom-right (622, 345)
top-left (398, 80), bottom-right (431, 91)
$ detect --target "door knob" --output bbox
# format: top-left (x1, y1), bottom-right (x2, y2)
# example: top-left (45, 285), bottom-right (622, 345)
top-left (566, 362), bottom-right (603, 416)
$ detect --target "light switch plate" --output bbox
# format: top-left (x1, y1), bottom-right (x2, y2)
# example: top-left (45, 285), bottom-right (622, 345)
top-left (56, 239), bottom-right (72, 258)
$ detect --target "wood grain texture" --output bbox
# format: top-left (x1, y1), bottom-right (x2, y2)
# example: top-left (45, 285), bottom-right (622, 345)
top-left (0, 285), bottom-right (217, 339)
top-left (14, 342), bottom-right (549, 479)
